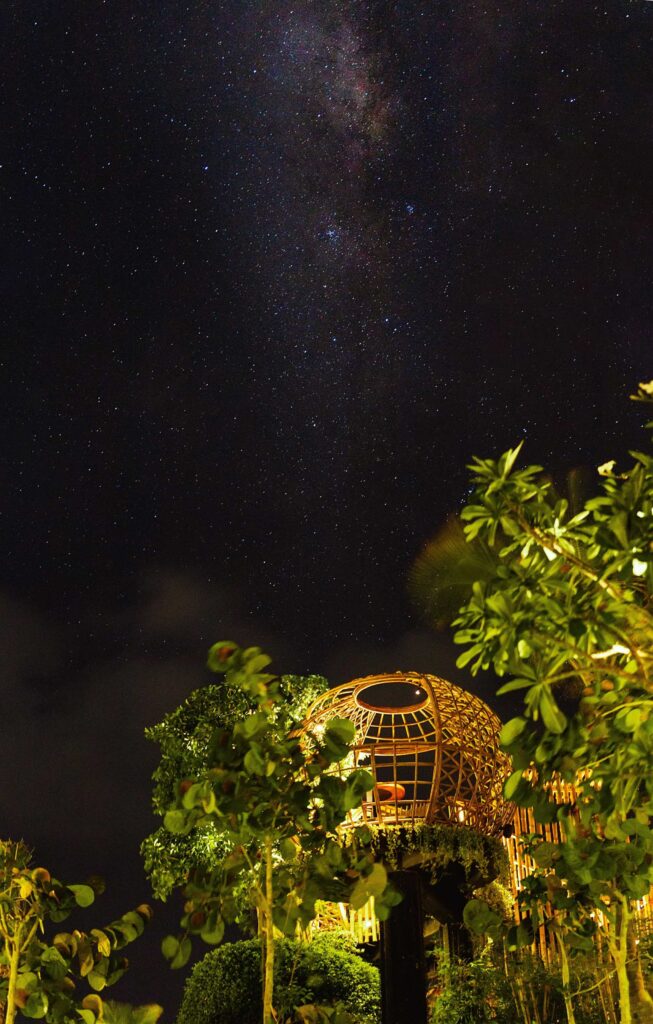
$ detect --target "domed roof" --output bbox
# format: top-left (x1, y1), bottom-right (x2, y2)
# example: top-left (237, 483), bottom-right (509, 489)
top-left (301, 672), bottom-right (514, 836)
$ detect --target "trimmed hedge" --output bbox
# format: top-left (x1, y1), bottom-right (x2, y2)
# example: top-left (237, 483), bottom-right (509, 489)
top-left (176, 933), bottom-right (380, 1024)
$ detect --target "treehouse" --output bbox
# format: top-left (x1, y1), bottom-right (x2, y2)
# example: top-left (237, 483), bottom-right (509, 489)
top-left (301, 671), bottom-right (514, 835)
top-left (300, 671), bottom-right (516, 1024)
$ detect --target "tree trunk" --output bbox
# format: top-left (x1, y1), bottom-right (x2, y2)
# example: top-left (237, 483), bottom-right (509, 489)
top-left (609, 899), bottom-right (632, 1024)
top-left (555, 929), bottom-right (577, 1024)
top-left (262, 836), bottom-right (275, 1024)
top-left (626, 916), bottom-right (653, 1024)
top-left (380, 871), bottom-right (427, 1024)
top-left (5, 939), bottom-right (20, 1024)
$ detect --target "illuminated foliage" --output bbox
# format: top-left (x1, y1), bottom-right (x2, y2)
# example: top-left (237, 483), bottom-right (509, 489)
top-left (0, 840), bottom-right (159, 1024)
top-left (160, 642), bottom-right (400, 1024)
top-left (176, 934), bottom-right (379, 1024)
top-left (453, 382), bottom-right (653, 1024)
top-left (142, 670), bottom-right (329, 901)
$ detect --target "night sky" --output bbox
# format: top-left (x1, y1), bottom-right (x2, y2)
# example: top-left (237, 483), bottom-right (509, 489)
top-left (3, 0), bottom-right (652, 1012)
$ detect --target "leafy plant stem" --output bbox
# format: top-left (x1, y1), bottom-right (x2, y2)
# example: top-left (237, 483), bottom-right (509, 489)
top-left (5, 925), bottom-right (22, 1024)
top-left (555, 925), bottom-right (577, 1024)
top-left (607, 897), bottom-right (632, 1024)
top-left (262, 834), bottom-right (274, 1024)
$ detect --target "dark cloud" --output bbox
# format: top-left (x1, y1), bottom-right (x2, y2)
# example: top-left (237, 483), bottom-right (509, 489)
top-left (0, 573), bottom-right (293, 1013)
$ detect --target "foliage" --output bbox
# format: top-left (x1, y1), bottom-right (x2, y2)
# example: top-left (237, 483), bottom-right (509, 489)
top-left (409, 468), bottom-right (595, 631)
top-left (408, 517), bottom-right (501, 630)
top-left (451, 382), bottom-right (653, 1024)
top-left (0, 840), bottom-right (157, 1024)
top-left (430, 947), bottom-right (513, 1024)
top-left (142, 672), bottom-right (329, 900)
top-left (341, 823), bottom-right (509, 890)
top-left (176, 934), bottom-right (379, 1024)
top-left (430, 947), bottom-right (611, 1024)
top-left (160, 642), bottom-right (400, 1024)
top-left (470, 881), bottom-right (514, 925)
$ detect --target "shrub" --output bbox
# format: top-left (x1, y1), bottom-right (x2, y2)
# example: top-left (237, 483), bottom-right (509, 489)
top-left (431, 948), bottom-right (513, 1024)
top-left (176, 934), bottom-right (380, 1024)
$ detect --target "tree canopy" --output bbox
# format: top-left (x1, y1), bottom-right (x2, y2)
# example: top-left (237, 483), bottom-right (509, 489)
top-left (142, 666), bottom-right (329, 900)
top-left (452, 382), bottom-right (653, 1024)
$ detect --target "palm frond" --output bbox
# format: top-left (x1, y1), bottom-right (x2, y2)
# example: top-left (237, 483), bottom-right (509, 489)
top-left (408, 517), bottom-right (497, 628)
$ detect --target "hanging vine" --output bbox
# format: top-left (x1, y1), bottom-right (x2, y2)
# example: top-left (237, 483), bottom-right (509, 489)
top-left (343, 823), bottom-right (509, 889)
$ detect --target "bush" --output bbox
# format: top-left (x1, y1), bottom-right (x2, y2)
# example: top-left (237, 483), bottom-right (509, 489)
top-left (176, 933), bottom-right (380, 1024)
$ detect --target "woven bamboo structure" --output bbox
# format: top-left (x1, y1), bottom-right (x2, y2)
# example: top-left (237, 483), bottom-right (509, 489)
top-left (301, 672), bottom-right (514, 836)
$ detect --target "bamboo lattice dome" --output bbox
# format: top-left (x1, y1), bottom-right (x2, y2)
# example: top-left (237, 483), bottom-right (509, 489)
top-left (302, 672), bottom-right (514, 836)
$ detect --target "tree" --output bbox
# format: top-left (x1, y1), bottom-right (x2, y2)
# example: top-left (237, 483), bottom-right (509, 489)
top-left (451, 382), bottom-right (653, 1024)
top-left (160, 642), bottom-right (400, 1024)
top-left (142, 669), bottom-right (329, 901)
top-left (0, 840), bottom-right (159, 1024)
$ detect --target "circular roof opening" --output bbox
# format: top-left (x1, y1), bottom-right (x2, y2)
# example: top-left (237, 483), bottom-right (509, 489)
top-left (355, 680), bottom-right (428, 713)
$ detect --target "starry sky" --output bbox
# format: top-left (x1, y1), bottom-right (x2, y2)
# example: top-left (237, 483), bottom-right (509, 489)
top-left (3, 0), bottom-right (652, 1012)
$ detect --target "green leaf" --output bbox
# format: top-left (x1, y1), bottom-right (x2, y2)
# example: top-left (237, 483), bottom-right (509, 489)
top-left (503, 770), bottom-right (525, 801)
top-left (280, 838), bottom-right (298, 861)
top-left (247, 654), bottom-right (272, 674)
top-left (499, 717), bottom-right (527, 746)
top-left (501, 441), bottom-right (524, 478)
top-left (538, 689), bottom-right (567, 735)
top-left (40, 946), bottom-right (68, 980)
top-left (68, 884), bottom-right (95, 908)
top-left (181, 782), bottom-right (206, 810)
top-left (506, 922), bottom-right (533, 950)
top-left (170, 936), bottom-right (191, 969)
top-left (78, 1011), bottom-right (96, 1024)
top-left (200, 912), bottom-right (225, 945)
top-left (532, 842), bottom-right (558, 869)
top-left (240, 712), bottom-right (268, 739)
top-left (496, 678), bottom-right (535, 695)
top-left (164, 810), bottom-right (191, 835)
top-left (90, 929), bottom-right (112, 958)
top-left (608, 510), bottom-right (629, 547)
top-left (81, 998), bottom-right (104, 1018)
top-left (325, 718), bottom-right (356, 744)
top-left (87, 970), bottom-right (107, 992)
top-left (206, 641), bottom-right (238, 672)
top-left (161, 936), bottom-right (179, 961)
top-left (130, 1006), bottom-right (164, 1024)
top-left (614, 707), bottom-right (641, 733)
top-left (23, 992), bottom-right (49, 1019)
top-left (244, 746), bottom-right (267, 776)
top-left (364, 862), bottom-right (388, 898)
top-left (15, 972), bottom-right (38, 994)
top-left (350, 863), bottom-right (388, 910)
top-left (463, 899), bottom-right (501, 935)
top-left (343, 770), bottom-right (373, 812)
top-left (455, 644), bottom-right (484, 669)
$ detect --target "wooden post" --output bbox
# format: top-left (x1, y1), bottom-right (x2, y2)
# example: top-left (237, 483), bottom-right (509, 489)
top-left (380, 871), bottom-right (427, 1024)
